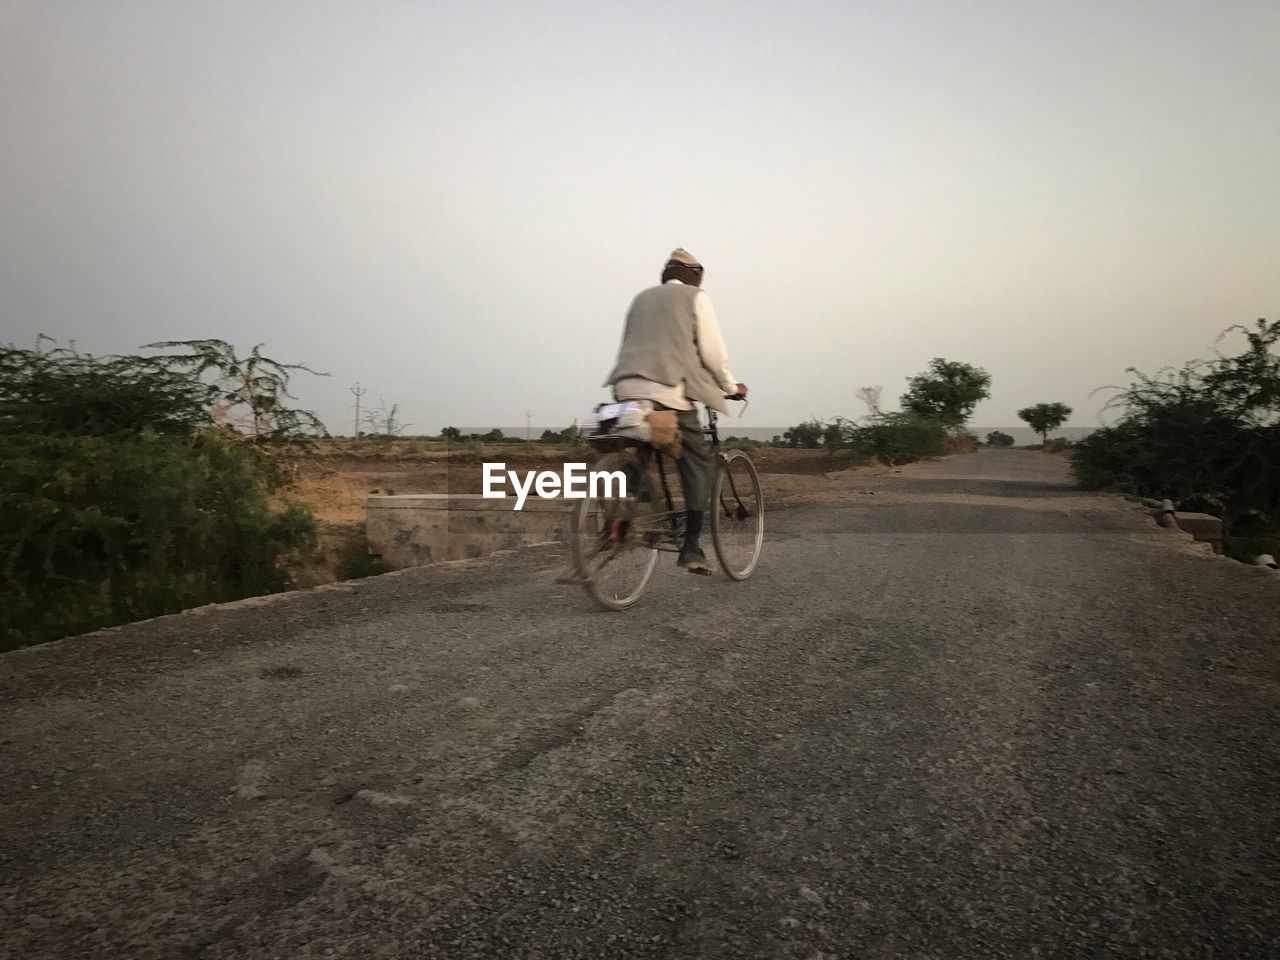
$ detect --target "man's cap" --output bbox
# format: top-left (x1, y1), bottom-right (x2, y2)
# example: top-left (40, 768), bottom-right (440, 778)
top-left (667, 248), bottom-right (702, 268)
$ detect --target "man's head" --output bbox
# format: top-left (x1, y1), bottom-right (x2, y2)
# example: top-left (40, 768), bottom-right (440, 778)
top-left (661, 247), bottom-right (704, 287)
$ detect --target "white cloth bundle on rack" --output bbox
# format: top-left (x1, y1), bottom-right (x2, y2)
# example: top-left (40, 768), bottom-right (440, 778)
top-left (587, 399), bottom-right (653, 441)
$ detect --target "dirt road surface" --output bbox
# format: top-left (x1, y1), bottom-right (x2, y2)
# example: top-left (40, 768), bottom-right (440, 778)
top-left (3, 449), bottom-right (1278, 958)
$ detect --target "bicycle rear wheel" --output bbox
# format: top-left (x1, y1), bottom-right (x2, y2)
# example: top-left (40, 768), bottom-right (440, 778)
top-left (710, 450), bottom-right (764, 580)
top-left (571, 451), bottom-right (660, 610)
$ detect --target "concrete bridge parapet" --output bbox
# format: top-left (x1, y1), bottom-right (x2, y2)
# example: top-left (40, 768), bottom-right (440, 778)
top-left (366, 495), bottom-right (572, 569)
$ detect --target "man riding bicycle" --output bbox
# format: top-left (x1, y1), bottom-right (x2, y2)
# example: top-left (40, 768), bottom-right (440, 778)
top-left (605, 248), bottom-right (748, 575)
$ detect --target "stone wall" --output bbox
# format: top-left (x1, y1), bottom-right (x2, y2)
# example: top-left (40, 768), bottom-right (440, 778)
top-left (365, 495), bottom-right (573, 569)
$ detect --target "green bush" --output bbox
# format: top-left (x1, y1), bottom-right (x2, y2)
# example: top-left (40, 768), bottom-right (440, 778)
top-left (0, 430), bottom-right (316, 649)
top-left (339, 551), bottom-right (388, 580)
top-left (1, 338), bottom-right (213, 438)
top-left (1073, 319), bottom-right (1279, 561)
top-left (843, 413), bottom-right (950, 465)
top-left (0, 340), bottom-right (324, 648)
top-left (985, 430), bottom-right (1015, 447)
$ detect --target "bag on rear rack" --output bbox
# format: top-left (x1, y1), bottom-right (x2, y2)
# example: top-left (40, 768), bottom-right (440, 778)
top-left (588, 400), bottom-right (682, 457)
top-left (644, 409), bottom-right (680, 453)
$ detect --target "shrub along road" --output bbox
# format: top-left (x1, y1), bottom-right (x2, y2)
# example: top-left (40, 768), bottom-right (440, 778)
top-left (2, 449), bottom-right (1277, 959)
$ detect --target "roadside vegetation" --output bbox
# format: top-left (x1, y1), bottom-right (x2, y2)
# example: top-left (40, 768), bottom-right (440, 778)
top-left (1073, 319), bottom-right (1280, 562)
top-left (780, 358), bottom-right (990, 465)
top-left (0, 338), bottom-right (324, 649)
top-left (1018, 402), bottom-right (1073, 446)
top-left (985, 430), bottom-right (1015, 447)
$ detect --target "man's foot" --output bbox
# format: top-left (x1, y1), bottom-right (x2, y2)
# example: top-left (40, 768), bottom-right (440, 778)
top-left (677, 542), bottom-right (715, 575)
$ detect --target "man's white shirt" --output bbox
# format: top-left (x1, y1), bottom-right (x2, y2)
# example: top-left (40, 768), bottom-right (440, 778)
top-left (612, 279), bottom-right (738, 411)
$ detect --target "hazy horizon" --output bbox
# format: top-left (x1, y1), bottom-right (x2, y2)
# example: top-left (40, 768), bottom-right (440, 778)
top-left (3, 1), bottom-right (1277, 435)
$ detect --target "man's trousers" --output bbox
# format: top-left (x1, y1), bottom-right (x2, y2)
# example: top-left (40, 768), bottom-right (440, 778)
top-left (672, 407), bottom-right (711, 513)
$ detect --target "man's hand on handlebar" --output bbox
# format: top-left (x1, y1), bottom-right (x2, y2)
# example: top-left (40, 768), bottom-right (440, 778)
top-left (727, 383), bottom-right (748, 400)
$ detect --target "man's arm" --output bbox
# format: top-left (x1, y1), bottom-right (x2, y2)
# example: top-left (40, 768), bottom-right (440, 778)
top-left (693, 291), bottom-right (744, 396)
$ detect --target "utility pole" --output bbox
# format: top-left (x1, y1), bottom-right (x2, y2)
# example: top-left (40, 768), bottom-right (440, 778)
top-left (350, 382), bottom-right (367, 445)
top-left (525, 409), bottom-right (533, 440)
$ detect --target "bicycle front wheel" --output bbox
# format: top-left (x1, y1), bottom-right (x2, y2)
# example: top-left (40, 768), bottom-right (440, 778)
top-left (710, 450), bottom-right (764, 580)
top-left (571, 450), bottom-right (660, 611)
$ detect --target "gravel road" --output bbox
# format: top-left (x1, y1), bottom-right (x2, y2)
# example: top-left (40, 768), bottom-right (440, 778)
top-left (3, 449), bottom-right (1278, 959)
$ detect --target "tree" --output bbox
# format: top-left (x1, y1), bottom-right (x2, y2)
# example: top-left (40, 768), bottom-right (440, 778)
top-left (900, 359), bottom-right (991, 429)
top-left (1017, 402), bottom-right (1073, 446)
top-left (1, 336), bottom-right (214, 438)
top-left (143, 339), bottom-right (328, 442)
top-left (1202, 318), bottom-right (1280, 422)
top-left (440, 426), bottom-right (462, 442)
top-left (986, 430), bottom-right (1015, 447)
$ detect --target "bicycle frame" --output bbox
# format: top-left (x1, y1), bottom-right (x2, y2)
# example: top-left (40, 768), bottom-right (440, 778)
top-left (630, 406), bottom-right (750, 553)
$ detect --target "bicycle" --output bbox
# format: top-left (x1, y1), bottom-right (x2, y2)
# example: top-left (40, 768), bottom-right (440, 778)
top-left (570, 397), bottom-right (764, 611)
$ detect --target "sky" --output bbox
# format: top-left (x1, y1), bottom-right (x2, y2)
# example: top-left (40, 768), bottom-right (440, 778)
top-left (2, 0), bottom-right (1277, 435)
